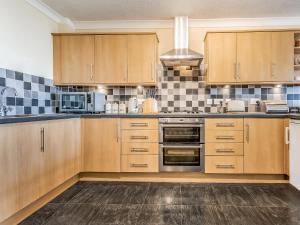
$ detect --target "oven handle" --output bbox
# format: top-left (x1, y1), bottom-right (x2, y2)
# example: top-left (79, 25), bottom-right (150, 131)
top-left (160, 124), bottom-right (203, 128)
top-left (160, 145), bottom-right (203, 149)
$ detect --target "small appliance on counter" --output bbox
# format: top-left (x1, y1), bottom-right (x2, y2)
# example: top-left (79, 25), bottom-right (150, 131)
top-left (265, 102), bottom-right (289, 114)
top-left (128, 97), bottom-right (139, 113)
top-left (59, 92), bottom-right (106, 113)
top-left (227, 100), bottom-right (246, 112)
top-left (142, 98), bottom-right (158, 114)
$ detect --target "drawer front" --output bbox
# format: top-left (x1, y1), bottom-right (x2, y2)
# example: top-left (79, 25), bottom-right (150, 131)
top-left (205, 130), bottom-right (243, 143)
top-left (205, 143), bottom-right (244, 156)
top-left (121, 155), bottom-right (158, 172)
top-left (122, 130), bottom-right (158, 143)
top-left (121, 119), bottom-right (158, 130)
top-left (122, 143), bottom-right (158, 155)
top-left (205, 119), bottom-right (243, 131)
top-left (205, 156), bottom-right (244, 174)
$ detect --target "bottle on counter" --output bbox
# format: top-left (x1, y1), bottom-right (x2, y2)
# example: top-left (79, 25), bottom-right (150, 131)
top-left (112, 102), bottom-right (119, 114)
top-left (119, 102), bottom-right (126, 114)
top-left (105, 102), bottom-right (112, 114)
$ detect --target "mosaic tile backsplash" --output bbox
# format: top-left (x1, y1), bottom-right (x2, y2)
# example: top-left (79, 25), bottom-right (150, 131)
top-left (1, 67), bottom-right (300, 115)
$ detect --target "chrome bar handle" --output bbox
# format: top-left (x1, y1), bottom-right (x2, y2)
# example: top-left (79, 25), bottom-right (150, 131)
top-left (246, 124), bottom-right (250, 143)
top-left (40, 127), bottom-right (45, 152)
top-left (130, 123), bottom-right (149, 127)
top-left (216, 164), bottom-right (235, 169)
top-left (285, 127), bottom-right (290, 145)
top-left (216, 136), bottom-right (234, 140)
top-left (131, 163), bottom-right (148, 168)
top-left (131, 148), bottom-right (149, 153)
top-left (130, 136), bottom-right (149, 140)
top-left (216, 149), bottom-right (235, 153)
top-left (216, 123), bottom-right (235, 127)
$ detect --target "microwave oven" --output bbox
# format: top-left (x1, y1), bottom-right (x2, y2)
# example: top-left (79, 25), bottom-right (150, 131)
top-left (59, 92), bottom-right (106, 113)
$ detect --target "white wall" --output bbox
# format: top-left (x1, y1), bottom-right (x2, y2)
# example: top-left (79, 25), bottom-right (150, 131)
top-left (0, 0), bottom-right (60, 79)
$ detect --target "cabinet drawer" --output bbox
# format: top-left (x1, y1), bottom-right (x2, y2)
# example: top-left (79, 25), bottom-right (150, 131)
top-left (122, 142), bottom-right (158, 155)
top-left (121, 155), bottom-right (158, 172)
top-left (205, 156), bottom-right (244, 174)
top-left (205, 119), bottom-right (243, 130)
top-left (122, 130), bottom-right (158, 143)
top-left (121, 119), bottom-right (158, 130)
top-left (205, 143), bottom-right (244, 156)
top-left (205, 130), bottom-right (243, 143)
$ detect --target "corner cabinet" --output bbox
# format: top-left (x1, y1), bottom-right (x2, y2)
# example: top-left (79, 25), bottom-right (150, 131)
top-left (53, 33), bottom-right (158, 86)
top-left (205, 31), bottom-right (295, 84)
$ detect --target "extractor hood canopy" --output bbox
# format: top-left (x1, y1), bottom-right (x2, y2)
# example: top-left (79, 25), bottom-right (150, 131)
top-left (160, 16), bottom-right (203, 68)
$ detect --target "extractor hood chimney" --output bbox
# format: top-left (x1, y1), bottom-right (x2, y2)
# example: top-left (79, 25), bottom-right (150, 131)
top-left (160, 16), bottom-right (203, 68)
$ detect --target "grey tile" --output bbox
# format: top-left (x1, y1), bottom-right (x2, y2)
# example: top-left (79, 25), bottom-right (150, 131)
top-left (45, 203), bottom-right (98, 225)
top-left (6, 70), bottom-right (15, 79)
top-left (89, 204), bottom-right (142, 225)
top-left (144, 183), bottom-right (181, 205)
top-left (181, 205), bottom-right (228, 225)
top-left (181, 183), bottom-right (218, 205)
top-left (137, 205), bottom-right (182, 225)
top-left (19, 203), bottom-right (62, 225)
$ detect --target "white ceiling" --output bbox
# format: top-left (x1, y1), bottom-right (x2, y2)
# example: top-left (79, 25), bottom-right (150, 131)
top-left (40, 0), bottom-right (300, 21)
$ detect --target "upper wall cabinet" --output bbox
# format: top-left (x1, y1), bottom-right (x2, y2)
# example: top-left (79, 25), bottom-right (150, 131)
top-left (53, 33), bottom-right (158, 86)
top-left (205, 33), bottom-right (237, 84)
top-left (205, 31), bottom-right (295, 84)
top-left (54, 35), bottom-right (95, 84)
top-left (127, 35), bottom-right (157, 84)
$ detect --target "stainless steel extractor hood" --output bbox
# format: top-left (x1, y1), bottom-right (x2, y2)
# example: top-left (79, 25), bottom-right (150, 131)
top-left (160, 16), bottom-right (203, 67)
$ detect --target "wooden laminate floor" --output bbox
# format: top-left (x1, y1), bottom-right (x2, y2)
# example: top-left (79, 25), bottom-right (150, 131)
top-left (19, 182), bottom-right (300, 225)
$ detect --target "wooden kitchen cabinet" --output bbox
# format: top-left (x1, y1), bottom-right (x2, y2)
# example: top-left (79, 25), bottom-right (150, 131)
top-left (271, 32), bottom-right (294, 82)
top-left (83, 119), bottom-right (121, 172)
top-left (17, 123), bottom-right (43, 209)
top-left (127, 34), bottom-right (157, 84)
top-left (94, 35), bottom-right (128, 84)
top-left (205, 30), bottom-right (295, 84)
top-left (237, 32), bottom-right (272, 82)
top-left (244, 118), bottom-right (284, 174)
top-left (205, 33), bottom-right (237, 83)
top-left (55, 35), bottom-right (95, 84)
top-left (0, 124), bottom-right (20, 222)
top-left (53, 33), bottom-right (158, 85)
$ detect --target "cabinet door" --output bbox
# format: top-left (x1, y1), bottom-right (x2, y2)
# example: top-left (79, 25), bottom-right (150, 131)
top-left (17, 123), bottom-right (42, 209)
top-left (47, 120), bottom-right (66, 188)
top-left (128, 34), bottom-right (156, 84)
top-left (0, 124), bottom-right (19, 222)
top-left (64, 119), bottom-right (81, 179)
top-left (237, 32), bottom-right (272, 82)
top-left (83, 119), bottom-right (121, 172)
top-left (206, 33), bottom-right (237, 83)
top-left (60, 35), bottom-right (95, 84)
top-left (271, 32), bottom-right (294, 82)
top-left (244, 119), bottom-right (284, 174)
top-left (94, 35), bottom-right (128, 84)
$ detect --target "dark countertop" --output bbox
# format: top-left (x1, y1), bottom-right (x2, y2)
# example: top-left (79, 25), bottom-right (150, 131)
top-left (0, 112), bottom-right (296, 125)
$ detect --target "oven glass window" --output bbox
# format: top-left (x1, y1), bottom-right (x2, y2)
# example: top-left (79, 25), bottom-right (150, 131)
top-left (163, 147), bottom-right (200, 166)
top-left (61, 94), bottom-right (86, 110)
top-left (163, 127), bottom-right (200, 143)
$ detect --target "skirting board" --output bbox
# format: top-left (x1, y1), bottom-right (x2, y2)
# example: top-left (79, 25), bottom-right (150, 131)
top-left (0, 175), bottom-right (79, 225)
top-left (79, 172), bottom-right (289, 184)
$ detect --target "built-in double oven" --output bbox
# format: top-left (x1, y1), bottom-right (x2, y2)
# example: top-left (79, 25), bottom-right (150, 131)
top-left (159, 118), bottom-right (205, 172)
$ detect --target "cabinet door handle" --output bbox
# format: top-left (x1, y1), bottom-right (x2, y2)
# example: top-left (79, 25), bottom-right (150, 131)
top-left (130, 136), bottom-right (149, 140)
top-left (216, 136), bottom-right (234, 140)
top-left (216, 123), bottom-right (235, 127)
top-left (131, 148), bottom-right (149, 153)
top-left (40, 127), bottom-right (45, 152)
top-left (245, 124), bottom-right (250, 143)
top-left (130, 123), bottom-right (149, 127)
top-left (216, 164), bottom-right (235, 169)
top-left (131, 163), bottom-right (148, 168)
top-left (271, 63), bottom-right (276, 77)
top-left (216, 149), bottom-right (235, 153)
top-left (116, 121), bottom-right (120, 142)
top-left (285, 127), bottom-right (290, 145)
top-left (237, 63), bottom-right (241, 79)
top-left (234, 63), bottom-right (238, 80)
top-left (90, 64), bottom-right (94, 80)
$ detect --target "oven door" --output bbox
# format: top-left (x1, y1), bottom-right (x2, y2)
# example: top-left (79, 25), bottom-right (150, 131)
top-left (159, 144), bottom-right (205, 172)
top-left (160, 124), bottom-right (204, 144)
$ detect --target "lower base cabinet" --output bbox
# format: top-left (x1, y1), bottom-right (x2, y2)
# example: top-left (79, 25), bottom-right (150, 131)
top-left (205, 156), bottom-right (244, 174)
top-left (121, 155), bottom-right (159, 172)
top-left (0, 119), bottom-right (81, 223)
top-left (83, 118), bottom-right (121, 172)
top-left (244, 118), bottom-right (284, 174)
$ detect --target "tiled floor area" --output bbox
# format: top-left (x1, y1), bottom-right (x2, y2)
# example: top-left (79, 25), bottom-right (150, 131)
top-left (19, 182), bottom-right (300, 225)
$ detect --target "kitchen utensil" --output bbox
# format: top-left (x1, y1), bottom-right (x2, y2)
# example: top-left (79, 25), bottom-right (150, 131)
top-left (142, 98), bottom-right (158, 114)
